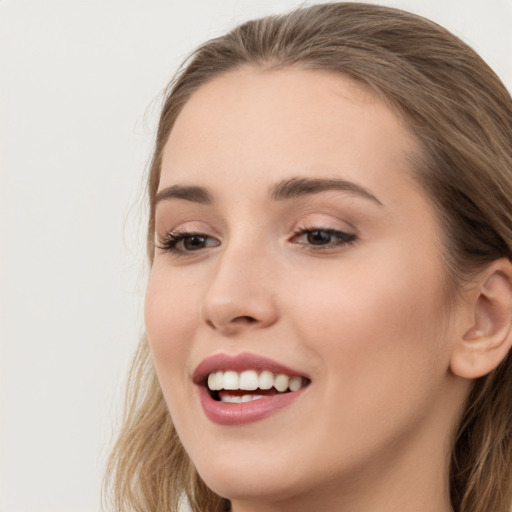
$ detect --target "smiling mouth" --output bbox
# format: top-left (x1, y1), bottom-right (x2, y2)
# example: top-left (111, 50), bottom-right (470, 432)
top-left (206, 370), bottom-right (311, 403)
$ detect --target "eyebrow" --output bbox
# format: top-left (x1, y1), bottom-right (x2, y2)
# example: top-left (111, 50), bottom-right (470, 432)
top-left (155, 177), bottom-right (382, 206)
top-left (269, 177), bottom-right (383, 205)
top-left (155, 184), bottom-right (213, 205)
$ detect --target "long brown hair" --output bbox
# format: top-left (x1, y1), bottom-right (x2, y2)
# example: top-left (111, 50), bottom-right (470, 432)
top-left (104, 3), bottom-right (512, 511)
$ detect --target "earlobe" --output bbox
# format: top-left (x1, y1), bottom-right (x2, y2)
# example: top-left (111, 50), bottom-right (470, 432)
top-left (450, 259), bottom-right (512, 379)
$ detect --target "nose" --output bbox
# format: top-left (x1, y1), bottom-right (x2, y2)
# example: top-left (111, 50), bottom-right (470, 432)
top-left (200, 246), bottom-right (279, 336)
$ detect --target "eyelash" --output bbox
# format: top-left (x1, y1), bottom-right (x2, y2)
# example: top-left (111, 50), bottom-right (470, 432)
top-left (291, 226), bottom-right (357, 250)
top-left (156, 226), bottom-right (357, 256)
top-left (156, 230), bottom-right (219, 256)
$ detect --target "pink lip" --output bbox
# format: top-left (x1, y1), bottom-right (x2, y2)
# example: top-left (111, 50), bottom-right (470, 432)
top-left (193, 353), bottom-right (310, 426)
top-left (197, 386), bottom-right (307, 425)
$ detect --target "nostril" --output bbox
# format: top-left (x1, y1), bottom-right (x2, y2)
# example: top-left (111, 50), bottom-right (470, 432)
top-left (204, 316), bottom-right (256, 330)
top-left (232, 315), bottom-right (257, 324)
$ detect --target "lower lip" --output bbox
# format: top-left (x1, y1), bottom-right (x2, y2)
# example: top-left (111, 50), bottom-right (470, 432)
top-left (197, 386), bottom-right (307, 426)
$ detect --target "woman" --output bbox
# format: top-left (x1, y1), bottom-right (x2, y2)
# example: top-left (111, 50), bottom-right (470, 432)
top-left (105, 3), bottom-right (512, 511)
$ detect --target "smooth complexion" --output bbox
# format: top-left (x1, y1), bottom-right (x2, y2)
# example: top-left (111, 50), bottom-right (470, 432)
top-left (145, 67), bottom-right (473, 512)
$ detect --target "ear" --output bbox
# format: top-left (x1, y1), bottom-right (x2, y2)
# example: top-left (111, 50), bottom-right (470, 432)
top-left (450, 259), bottom-right (512, 379)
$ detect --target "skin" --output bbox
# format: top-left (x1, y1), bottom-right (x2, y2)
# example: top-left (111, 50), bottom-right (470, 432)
top-left (145, 67), bottom-right (474, 512)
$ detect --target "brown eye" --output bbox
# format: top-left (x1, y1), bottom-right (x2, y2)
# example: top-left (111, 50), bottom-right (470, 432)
top-left (182, 234), bottom-right (209, 251)
top-left (292, 228), bottom-right (357, 249)
top-left (157, 232), bottom-right (220, 254)
top-left (306, 230), bottom-right (334, 245)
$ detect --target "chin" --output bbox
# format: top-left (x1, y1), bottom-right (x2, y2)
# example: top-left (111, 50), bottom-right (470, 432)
top-left (197, 464), bottom-right (307, 504)
top-left (187, 437), bottom-right (326, 506)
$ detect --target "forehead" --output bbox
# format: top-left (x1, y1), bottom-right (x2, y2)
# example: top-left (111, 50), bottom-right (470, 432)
top-left (160, 66), bottom-right (421, 204)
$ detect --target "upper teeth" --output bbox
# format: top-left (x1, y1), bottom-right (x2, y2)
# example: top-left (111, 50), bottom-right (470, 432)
top-left (207, 370), bottom-right (304, 393)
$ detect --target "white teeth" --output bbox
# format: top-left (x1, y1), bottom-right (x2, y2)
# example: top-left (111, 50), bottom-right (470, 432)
top-left (221, 395), bottom-right (243, 403)
top-left (274, 374), bottom-right (289, 392)
top-left (213, 371), bottom-right (223, 390)
top-left (220, 394), bottom-right (265, 403)
top-left (259, 370), bottom-right (274, 390)
top-left (223, 371), bottom-right (239, 390)
top-left (289, 376), bottom-right (302, 392)
top-left (239, 370), bottom-right (259, 390)
top-left (207, 370), bottom-right (306, 393)
top-left (207, 371), bottom-right (224, 391)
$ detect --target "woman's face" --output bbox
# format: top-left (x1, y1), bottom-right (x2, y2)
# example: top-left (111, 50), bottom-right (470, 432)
top-left (146, 67), bottom-right (468, 508)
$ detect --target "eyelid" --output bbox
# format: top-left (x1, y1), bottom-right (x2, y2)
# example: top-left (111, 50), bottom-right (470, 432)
top-left (155, 219), bottom-right (221, 242)
top-left (290, 224), bottom-right (358, 251)
top-left (156, 230), bottom-right (221, 257)
top-left (155, 218), bottom-right (222, 256)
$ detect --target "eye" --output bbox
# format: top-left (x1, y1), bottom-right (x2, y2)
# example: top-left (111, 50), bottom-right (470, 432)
top-left (292, 227), bottom-right (357, 248)
top-left (156, 231), bottom-right (220, 254)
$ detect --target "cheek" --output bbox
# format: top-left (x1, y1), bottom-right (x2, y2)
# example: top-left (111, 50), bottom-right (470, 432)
top-left (285, 248), bottom-right (451, 421)
top-left (144, 266), bottom-right (200, 394)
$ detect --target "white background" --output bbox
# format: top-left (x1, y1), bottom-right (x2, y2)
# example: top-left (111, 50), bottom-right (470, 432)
top-left (1, 1), bottom-right (511, 511)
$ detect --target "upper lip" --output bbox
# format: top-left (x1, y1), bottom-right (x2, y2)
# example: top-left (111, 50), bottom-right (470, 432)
top-left (192, 352), bottom-right (310, 385)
